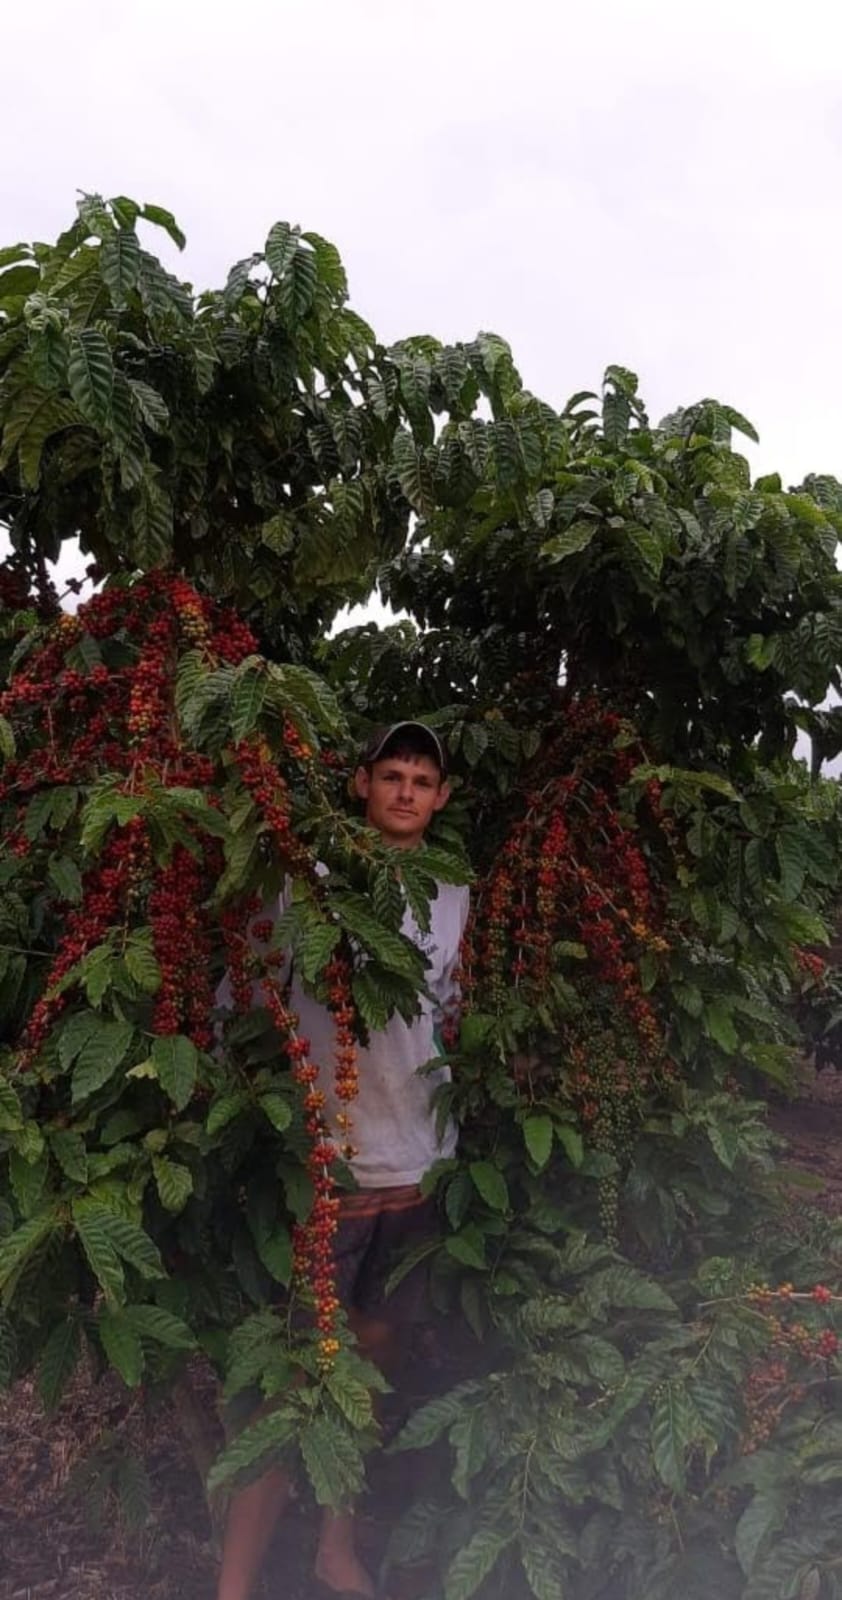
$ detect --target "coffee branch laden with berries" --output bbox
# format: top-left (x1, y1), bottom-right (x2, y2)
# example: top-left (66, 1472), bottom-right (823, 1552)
top-left (0, 569), bottom-right (448, 1369)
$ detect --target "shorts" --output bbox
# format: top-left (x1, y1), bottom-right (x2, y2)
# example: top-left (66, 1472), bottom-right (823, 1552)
top-left (333, 1183), bottom-right (439, 1322)
top-left (223, 1186), bottom-right (439, 1437)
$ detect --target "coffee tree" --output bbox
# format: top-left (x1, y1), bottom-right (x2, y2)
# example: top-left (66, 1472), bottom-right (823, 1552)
top-left (3, 196), bottom-right (842, 1598)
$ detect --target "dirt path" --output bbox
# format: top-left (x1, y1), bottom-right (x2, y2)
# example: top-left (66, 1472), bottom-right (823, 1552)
top-left (769, 1068), bottom-right (842, 1212)
top-left (3, 1078), bottom-right (842, 1600)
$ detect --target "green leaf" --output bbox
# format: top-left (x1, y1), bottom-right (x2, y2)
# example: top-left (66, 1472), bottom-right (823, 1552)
top-left (297, 920), bottom-right (341, 983)
top-left (49, 1129), bottom-right (89, 1185)
top-left (265, 221), bottom-right (299, 278)
top-left (37, 1316), bottom-right (82, 1412)
top-left (98, 1309), bottom-right (144, 1386)
top-left (573, 1333), bottom-right (625, 1387)
top-left (140, 202), bottom-right (186, 250)
top-left (72, 1201), bottom-right (125, 1304)
top-left (254, 1224), bottom-right (292, 1286)
top-left (651, 1381), bottom-right (694, 1493)
top-left (462, 722), bottom-right (490, 767)
top-left (541, 520), bottom-right (597, 563)
top-left (523, 1114), bottom-right (553, 1170)
top-left (626, 523), bottom-right (664, 577)
top-left (0, 389), bottom-right (81, 487)
top-left (230, 662), bottom-right (267, 741)
top-left (73, 1200), bottom-right (163, 1294)
top-left (603, 388), bottom-right (631, 448)
top-left (152, 1154), bottom-right (193, 1213)
top-left (0, 244), bottom-right (32, 270)
top-left (372, 866), bottom-right (405, 932)
top-left (280, 246), bottom-right (318, 321)
top-left (103, 1210), bottom-right (164, 1279)
top-left (333, 893), bottom-right (425, 984)
top-left (268, 661), bottom-right (342, 736)
top-left (0, 715), bottom-right (16, 761)
top-left (128, 379), bottom-right (169, 433)
top-left (151, 1035), bottom-right (198, 1111)
top-left (12, 1120), bottom-right (44, 1164)
top-left (735, 1488), bottom-right (788, 1577)
top-left (583, 1264), bottom-right (675, 1315)
top-left (124, 1304), bottom-right (195, 1349)
top-left (259, 1093), bottom-right (293, 1134)
top-left (705, 1000), bottom-right (738, 1055)
top-left (48, 855), bottom-right (83, 904)
top-left (123, 930), bottom-right (161, 993)
top-left (207, 1407), bottom-right (296, 1494)
top-left (325, 1368), bottom-right (374, 1431)
top-left (71, 1019), bottom-right (134, 1104)
top-left (450, 1404), bottom-right (492, 1499)
top-left (555, 1123), bottom-right (584, 1168)
top-left (391, 428), bottom-right (434, 514)
top-left (24, 789), bottom-right (56, 841)
top-left (722, 403), bottom-right (759, 443)
top-left (300, 1414), bottom-right (366, 1507)
top-left (67, 328), bottom-right (114, 425)
top-left (746, 633), bottom-right (776, 670)
top-left (0, 263), bottom-right (39, 300)
top-left (469, 1160), bottom-right (509, 1212)
top-left (9, 1147), bottom-right (47, 1216)
top-left (99, 228), bottom-right (141, 305)
top-left (58, 1011), bottom-right (102, 1070)
top-left (776, 827), bottom-right (806, 901)
top-left (445, 1170), bottom-right (474, 1230)
top-left (206, 1091), bottom-right (249, 1135)
top-left (706, 1117), bottom-right (740, 1170)
top-left (521, 1537), bottom-right (568, 1600)
top-left (444, 1526), bottom-right (512, 1600)
top-left (0, 1079), bottom-right (23, 1133)
top-left (131, 476), bottom-right (173, 564)
top-left (302, 231), bottom-right (349, 296)
top-left (445, 1224), bottom-right (487, 1270)
top-left (80, 943), bottom-right (116, 1006)
top-left (390, 1384), bottom-right (487, 1454)
top-left (0, 1211), bottom-right (57, 1298)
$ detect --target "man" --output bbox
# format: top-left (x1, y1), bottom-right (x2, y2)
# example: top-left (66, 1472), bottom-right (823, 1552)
top-left (217, 721), bottom-right (469, 1600)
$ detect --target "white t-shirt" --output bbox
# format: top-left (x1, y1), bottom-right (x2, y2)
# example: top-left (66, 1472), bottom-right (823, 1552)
top-left (291, 881), bottom-right (469, 1187)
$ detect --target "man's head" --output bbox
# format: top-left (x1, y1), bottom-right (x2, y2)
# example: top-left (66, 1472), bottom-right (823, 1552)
top-left (355, 721), bottom-right (450, 849)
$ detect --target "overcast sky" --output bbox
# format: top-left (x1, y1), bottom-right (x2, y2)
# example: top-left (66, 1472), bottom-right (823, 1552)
top-left (5, 0), bottom-right (842, 482)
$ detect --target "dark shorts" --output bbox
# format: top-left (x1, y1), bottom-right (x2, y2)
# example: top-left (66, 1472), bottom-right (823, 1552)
top-left (334, 1184), bottom-right (439, 1322)
top-left (223, 1186), bottom-right (439, 1437)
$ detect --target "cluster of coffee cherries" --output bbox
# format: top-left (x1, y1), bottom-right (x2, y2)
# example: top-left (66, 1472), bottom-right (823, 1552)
top-left (0, 574), bottom-right (255, 1059)
top-left (794, 947), bottom-right (827, 985)
top-left (1, 572), bottom-right (360, 1366)
top-left (221, 902), bottom-right (358, 1367)
top-left (458, 699), bottom-right (674, 1204)
top-left (739, 1281), bottom-right (840, 1451)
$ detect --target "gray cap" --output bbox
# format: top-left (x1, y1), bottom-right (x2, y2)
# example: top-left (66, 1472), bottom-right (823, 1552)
top-left (359, 720), bottom-right (447, 775)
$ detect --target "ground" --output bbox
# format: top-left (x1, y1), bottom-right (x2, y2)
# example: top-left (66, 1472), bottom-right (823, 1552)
top-left (3, 1072), bottom-right (842, 1600)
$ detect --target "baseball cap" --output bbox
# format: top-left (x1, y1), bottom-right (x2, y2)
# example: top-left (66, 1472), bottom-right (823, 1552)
top-left (359, 720), bottom-right (447, 776)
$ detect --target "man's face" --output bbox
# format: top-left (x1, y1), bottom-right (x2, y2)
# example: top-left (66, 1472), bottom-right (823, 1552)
top-left (355, 753), bottom-right (449, 848)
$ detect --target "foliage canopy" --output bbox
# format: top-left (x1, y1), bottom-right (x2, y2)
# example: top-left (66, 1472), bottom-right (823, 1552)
top-left (3, 196), bottom-right (842, 1599)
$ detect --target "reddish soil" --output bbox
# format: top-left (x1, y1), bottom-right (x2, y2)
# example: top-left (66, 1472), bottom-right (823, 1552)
top-left (3, 1074), bottom-right (842, 1600)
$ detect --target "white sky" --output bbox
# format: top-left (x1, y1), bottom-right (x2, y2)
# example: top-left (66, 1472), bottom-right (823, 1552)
top-left (4, 0), bottom-right (842, 482)
top-left (3, 0), bottom-right (842, 636)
